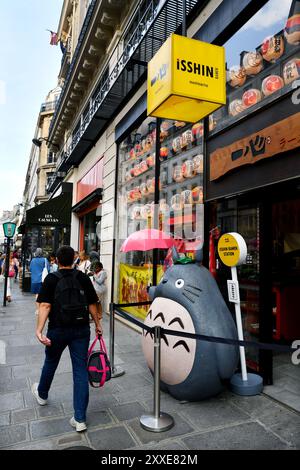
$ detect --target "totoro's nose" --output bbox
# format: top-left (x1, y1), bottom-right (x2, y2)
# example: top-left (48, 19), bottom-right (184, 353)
top-left (162, 279), bottom-right (168, 284)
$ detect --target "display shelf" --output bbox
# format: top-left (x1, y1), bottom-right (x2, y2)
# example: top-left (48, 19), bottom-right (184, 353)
top-left (210, 33), bottom-right (300, 137)
top-left (120, 145), bottom-right (203, 189)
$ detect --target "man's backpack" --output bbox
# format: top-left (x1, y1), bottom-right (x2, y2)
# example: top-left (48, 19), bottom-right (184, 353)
top-left (53, 270), bottom-right (89, 326)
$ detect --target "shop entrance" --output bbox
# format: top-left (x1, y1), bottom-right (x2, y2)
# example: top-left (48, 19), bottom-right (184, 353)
top-left (210, 186), bottom-right (300, 408)
top-left (266, 197), bottom-right (300, 411)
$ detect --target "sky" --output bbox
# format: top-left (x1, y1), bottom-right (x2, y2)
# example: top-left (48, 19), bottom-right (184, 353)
top-left (0, 0), bottom-right (63, 216)
top-left (225, 0), bottom-right (291, 67)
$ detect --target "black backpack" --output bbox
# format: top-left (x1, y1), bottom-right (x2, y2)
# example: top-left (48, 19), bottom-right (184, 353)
top-left (53, 270), bottom-right (89, 326)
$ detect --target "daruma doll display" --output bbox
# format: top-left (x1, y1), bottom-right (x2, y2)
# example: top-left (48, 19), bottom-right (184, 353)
top-left (228, 99), bottom-right (246, 116)
top-left (242, 89), bottom-right (262, 108)
top-left (227, 65), bottom-right (247, 87)
top-left (242, 51), bottom-right (263, 75)
top-left (261, 75), bottom-right (284, 96)
top-left (283, 58), bottom-right (300, 84)
top-left (285, 0), bottom-right (300, 45)
top-left (261, 35), bottom-right (284, 62)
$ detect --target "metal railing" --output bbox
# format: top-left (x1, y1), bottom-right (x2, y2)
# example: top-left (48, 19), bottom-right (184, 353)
top-left (53, 0), bottom-right (164, 162)
top-left (49, 0), bottom-right (98, 132)
top-left (40, 101), bottom-right (57, 113)
top-left (50, 0), bottom-right (201, 179)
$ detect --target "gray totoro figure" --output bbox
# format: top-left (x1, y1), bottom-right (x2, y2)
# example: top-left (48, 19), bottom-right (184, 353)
top-left (142, 247), bottom-right (239, 401)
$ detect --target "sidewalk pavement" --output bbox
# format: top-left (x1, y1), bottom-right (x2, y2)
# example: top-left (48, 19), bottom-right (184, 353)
top-left (0, 284), bottom-right (299, 450)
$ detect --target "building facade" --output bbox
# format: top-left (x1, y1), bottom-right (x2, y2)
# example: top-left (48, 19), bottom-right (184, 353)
top-left (46, 0), bottom-right (300, 398)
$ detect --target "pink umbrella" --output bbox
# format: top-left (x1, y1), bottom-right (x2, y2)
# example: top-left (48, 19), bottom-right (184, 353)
top-left (120, 229), bottom-right (175, 252)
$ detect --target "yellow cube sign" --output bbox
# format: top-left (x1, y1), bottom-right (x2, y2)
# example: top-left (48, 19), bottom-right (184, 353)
top-left (147, 34), bottom-right (226, 122)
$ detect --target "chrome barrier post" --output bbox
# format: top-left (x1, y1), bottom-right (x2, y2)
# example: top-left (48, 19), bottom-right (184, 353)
top-left (140, 326), bottom-right (174, 432)
top-left (109, 302), bottom-right (125, 378)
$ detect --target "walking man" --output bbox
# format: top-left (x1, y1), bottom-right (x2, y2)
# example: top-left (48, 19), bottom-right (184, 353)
top-left (31, 245), bottom-right (102, 432)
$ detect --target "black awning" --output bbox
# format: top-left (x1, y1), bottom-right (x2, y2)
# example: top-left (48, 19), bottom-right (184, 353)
top-left (72, 188), bottom-right (102, 214)
top-left (25, 193), bottom-right (72, 226)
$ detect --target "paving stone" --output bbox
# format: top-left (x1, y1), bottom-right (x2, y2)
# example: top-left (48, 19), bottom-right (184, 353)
top-left (36, 404), bottom-right (64, 419)
top-left (0, 424), bottom-right (28, 448)
top-left (257, 407), bottom-right (300, 448)
top-left (2, 335), bottom-right (35, 347)
top-left (12, 364), bottom-right (43, 379)
top-left (0, 413), bottom-right (10, 427)
top-left (62, 396), bottom-right (118, 416)
top-left (30, 416), bottom-right (74, 440)
top-left (178, 398), bottom-right (250, 431)
top-left (12, 408), bottom-right (36, 424)
top-left (0, 377), bottom-right (28, 394)
top-left (6, 345), bottom-right (42, 356)
top-left (183, 422), bottom-right (291, 450)
top-left (4, 352), bottom-right (28, 366)
top-left (51, 372), bottom-right (74, 387)
top-left (109, 402), bottom-right (147, 422)
top-left (229, 393), bottom-right (282, 418)
top-left (113, 385), bottom-right (154, 405)
top-left (0, 367), bottom-right (12, 381)
top-left (139, 440), bottom-right (188, 450)
top-left (0, 326), bottom-right (16, 334)
top-left (88, 425), bottom-right (137, 450)
top-left (0, 392), bottom-right (24, 412)
top-left (127, 413), bottom-right (194, 445)
top-left (6, 439), bottom-right (57, 450)
top-left (86, 410), bottom-right (113, 428)
top-left (266, 389), bottom-right (300, 412)
top-left (114, 373), bottom-right (152, 391)
top-left (57, 433), bottom-right (85, 446)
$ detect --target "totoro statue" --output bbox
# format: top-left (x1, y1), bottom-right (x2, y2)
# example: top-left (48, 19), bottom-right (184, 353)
top-left (141, 247), bottom-right (238, 401)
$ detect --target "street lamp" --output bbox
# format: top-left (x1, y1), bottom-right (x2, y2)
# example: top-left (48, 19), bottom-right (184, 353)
top-left (2, 222), bottom-right (16, 307)
top-left (32, 137), bottom-right (59, 149)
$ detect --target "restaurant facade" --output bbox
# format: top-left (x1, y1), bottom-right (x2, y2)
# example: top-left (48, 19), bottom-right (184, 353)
top-left (47, 0), bottom-right (300, 392)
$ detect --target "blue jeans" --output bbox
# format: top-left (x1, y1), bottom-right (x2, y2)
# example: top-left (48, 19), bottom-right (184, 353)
top-left (38, 325), bottom-right (90, 422)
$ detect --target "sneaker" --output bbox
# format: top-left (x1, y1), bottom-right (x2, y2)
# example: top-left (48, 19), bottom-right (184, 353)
top-left (31, 383), bottom-right (47, 406)
top-left (70, 417), bottom-right (87, 432)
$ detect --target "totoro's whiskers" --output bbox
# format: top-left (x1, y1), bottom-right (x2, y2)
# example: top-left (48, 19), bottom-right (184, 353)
top-left (182, 291), bottom-right (195, 303)
top-left (187, 284), bottom-right (202, 292)
top-left (183, 288), bottom-right (200, 298)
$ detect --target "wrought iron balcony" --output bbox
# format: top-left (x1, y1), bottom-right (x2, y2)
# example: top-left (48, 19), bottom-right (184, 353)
top-left (46, 171), bottom-right (66, 194)
top-left (50, 0), bottom-right (202, 176)
top-left (59, 37), bottom-right (72, 79)
top-left (40, 101), bottom-right (57, 113)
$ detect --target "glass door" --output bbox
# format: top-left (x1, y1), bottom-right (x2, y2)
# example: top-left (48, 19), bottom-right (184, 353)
top-left (210, 199), bottom-right (261, 372)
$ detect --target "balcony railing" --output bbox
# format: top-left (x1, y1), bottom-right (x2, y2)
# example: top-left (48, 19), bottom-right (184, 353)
top-left (50, 0), bottom-right (201, 178)
top-left (40, 101), bottom-right (57, 113)
top-left (49, 0), bottom-right (98, 135)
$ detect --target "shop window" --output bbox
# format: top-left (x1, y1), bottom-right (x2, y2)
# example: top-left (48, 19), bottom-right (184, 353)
top-left (210, 0), bottom-right (300, 134)
top-left (115, 116), bottom-right (204, 320)
top-left (82, 209), bottom-right (101, 254)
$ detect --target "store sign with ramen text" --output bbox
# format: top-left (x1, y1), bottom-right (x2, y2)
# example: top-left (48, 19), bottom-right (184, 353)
top-left (210, 112), bottom-right (300, 180)
top-left (147, 34), bottom-right (226, 122)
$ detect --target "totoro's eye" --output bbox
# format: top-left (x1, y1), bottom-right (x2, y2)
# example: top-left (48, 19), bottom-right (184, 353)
top-left (175, 279), bottom-right (184, 289)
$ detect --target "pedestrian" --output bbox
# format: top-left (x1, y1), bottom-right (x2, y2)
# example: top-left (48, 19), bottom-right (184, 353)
top-left (73, 251), bottom-right (80, 269)
top-left (31, 245), bottom-right (102, 432)
top-left (89, 250), bottom-right (100, 273)
top-left (13, 252), bottom-right (19, 281)
top-left (1, 253), bottom-right (17, 302)
top-left (29, 248), bottom-right (50, 314)
top-left (0, 253), bottom-right (5, 271)
top-left (92, 261), bottom-right (107, 314)
top-left (48, 253), bottom-right (58, 273)
top-left (77, 250), bottom-right (91, 274)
